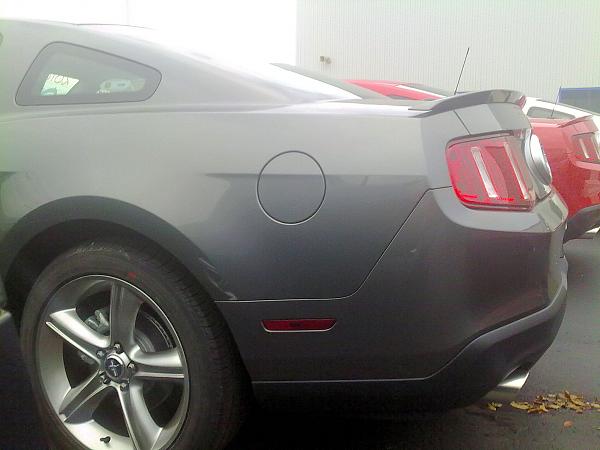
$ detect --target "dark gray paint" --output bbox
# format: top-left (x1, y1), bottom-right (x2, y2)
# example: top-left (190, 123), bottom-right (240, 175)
top-left (0, 277), bottom-right (6, 308)
top-left (232, 241), bottom-right (598, 450)
top-left (218, 189), bottom-right (567, 381)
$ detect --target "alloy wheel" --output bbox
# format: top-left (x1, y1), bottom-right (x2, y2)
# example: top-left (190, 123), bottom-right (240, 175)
top-left (36, 275), bottom-right (189, 450)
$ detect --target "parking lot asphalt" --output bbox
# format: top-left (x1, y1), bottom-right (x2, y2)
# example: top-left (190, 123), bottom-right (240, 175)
top-left (229, 238), bottom-right (600, 450)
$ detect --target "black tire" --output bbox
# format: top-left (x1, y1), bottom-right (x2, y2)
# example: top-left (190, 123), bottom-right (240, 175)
top-left (20, 240), bottom-right (247, 450)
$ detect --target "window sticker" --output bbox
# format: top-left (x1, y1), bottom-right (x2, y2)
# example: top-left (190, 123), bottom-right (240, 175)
top-left (41, 73), bottom-right (80, 96)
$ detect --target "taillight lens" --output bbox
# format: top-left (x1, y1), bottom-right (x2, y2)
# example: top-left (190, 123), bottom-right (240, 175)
top-left (573, 132), bottom-right (600, 162)
top-left (446, 135), bottom-right (535, 210)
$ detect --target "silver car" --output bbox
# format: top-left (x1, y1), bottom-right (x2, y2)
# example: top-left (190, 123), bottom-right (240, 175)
top-left (0, 19), bottom-right (567, 450)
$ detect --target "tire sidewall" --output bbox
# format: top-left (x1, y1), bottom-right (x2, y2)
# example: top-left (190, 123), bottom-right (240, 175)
top-left (21, 244), bottom-right (224, 450)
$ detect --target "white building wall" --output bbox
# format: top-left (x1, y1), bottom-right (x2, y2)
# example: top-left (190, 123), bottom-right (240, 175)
top-left (0, 0), bottom-right (129, 24)
top-left (297, 0), bottom-right (600, 99)
top-left (0, 0), bottom-right (297, 63)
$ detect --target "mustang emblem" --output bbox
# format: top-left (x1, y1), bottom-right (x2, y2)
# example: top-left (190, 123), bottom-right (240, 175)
top-left (105, 355), bottom-right (124, 379)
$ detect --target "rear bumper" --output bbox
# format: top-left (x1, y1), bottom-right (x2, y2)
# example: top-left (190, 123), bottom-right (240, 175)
top-left (565, 204), bottom-right (600, 241)
top-left (253, 263), bottom-right (567, 410)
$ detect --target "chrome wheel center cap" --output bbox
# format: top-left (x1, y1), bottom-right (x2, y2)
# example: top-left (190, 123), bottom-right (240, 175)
top-left (104, 354), bottom-right (126, 380)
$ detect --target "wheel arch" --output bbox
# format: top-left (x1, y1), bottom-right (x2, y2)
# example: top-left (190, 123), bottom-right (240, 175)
top-left (2, 196), bottom-right (227, 319)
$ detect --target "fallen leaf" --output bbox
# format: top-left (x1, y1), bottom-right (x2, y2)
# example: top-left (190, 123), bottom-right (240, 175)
top-left (511, 401), bottom-right (531, 410)
top-left (527, 404), bottom-right (549, 414)
top-left (507, 392), bottom-right (600, 417)
top-left (486, 401), bottom-right (503, 411)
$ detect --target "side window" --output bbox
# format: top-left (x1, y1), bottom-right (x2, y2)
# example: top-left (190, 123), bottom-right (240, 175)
top-left (16, 42), bottom-right (161, 105)
top-left (527, 106), bottom-right (574, 120)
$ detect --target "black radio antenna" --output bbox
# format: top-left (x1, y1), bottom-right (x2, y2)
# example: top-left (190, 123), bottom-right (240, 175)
top-left (454, 47), bottom-right (470, 95)
top-left (550, 86), bottom-right (562, 118)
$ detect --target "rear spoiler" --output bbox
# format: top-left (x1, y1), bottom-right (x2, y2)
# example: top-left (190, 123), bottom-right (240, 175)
top-left (410, 90), bottom-right (524, 115)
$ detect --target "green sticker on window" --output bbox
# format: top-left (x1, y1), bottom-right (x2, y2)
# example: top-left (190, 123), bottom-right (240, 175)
top-left (41, 73), bottom-right (80, 96)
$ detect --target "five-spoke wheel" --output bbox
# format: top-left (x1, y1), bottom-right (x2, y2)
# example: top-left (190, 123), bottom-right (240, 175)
top-left (37, 275), bottom-right (189, 450)
top-left (21, 241), bottom-right (245, 450)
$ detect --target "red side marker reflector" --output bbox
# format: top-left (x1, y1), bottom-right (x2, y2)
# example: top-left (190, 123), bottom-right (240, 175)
top-left (262, 318), bottom-right (336, 332)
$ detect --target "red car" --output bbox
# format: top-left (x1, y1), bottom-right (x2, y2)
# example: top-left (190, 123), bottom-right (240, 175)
top-left (349, 80), bottom-right (600, 239)
top-left (347, 80), bottom-right (448, 100)
top-left (530, 116), bottom-right (600, 239)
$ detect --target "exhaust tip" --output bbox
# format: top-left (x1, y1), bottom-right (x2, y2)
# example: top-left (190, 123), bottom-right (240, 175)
top-left (484, 368), bottom-right (530, 402)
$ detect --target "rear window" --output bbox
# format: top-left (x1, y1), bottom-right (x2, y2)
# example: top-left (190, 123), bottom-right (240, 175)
top-left (559, 88), bottom-right (600, 114)
top-left (16, 42), bottom-right (161, 106)
top-left (527, 107), bottom-right (574, 120)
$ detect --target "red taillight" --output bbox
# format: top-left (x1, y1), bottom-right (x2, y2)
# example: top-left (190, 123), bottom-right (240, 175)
top-left (446, 135), bottom-right (535, 210)
top-left (572, 132), bottom-right (600, 162)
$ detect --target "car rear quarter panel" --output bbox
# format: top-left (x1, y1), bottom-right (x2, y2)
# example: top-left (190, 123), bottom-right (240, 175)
top-left (218, 188), bottom-right (567, 381)
top-left (0, 22), bottom-right (473, 301)
top-left (0, 104), bottom-right (469, 301)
